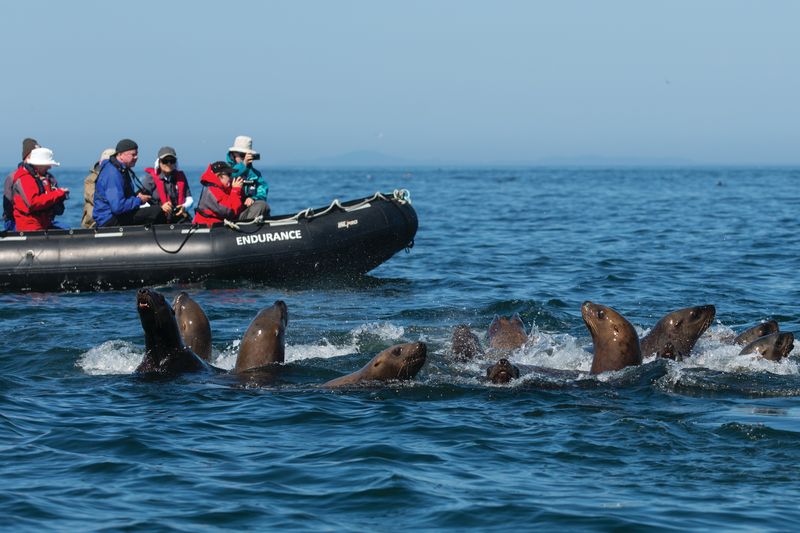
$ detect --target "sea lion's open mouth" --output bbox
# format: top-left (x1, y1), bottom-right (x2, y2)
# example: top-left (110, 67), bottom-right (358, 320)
top-left (137, 289), bottom-right (156, 313)
top-left (492, 371), bottom-right (512, 383)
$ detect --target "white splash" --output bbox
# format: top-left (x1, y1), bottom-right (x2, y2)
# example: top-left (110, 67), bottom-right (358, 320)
top-left (77, 340), bottom-right (141, 375)
top-left (350, 322), bottom-right (405, 341)
top-left (286, 338), bottom-right (359, 363)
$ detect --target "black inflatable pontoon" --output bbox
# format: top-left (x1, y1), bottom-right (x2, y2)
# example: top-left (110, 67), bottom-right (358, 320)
top-left (0, 190), bottom-right (417, 292)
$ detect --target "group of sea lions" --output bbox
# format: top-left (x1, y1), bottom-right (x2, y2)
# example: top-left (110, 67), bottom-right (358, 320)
top-left (134, 288), bottom-right (427, 387)
top-left (134, 288), bottom-right (794, 388)
top-left (454, 302), bottom-right (795, 384)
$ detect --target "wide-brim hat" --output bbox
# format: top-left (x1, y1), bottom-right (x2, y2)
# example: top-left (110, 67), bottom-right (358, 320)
top-left (99, 148), bottom-right (115, 163)
top-left (28, 147), bottom-right (60, 167)
top-left (228, 135), bottom-right (259, 156)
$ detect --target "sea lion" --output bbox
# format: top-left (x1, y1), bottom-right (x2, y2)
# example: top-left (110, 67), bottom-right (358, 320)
top-left (451, 324), bottom-right (485, 360)
top-left (486, 358), bottom-right (520, 384)
top-left (639, 305), bottom-right (716, 360)
top-left (487, 314), bottom-right (528, 350)
top-left (322, 342), bottom-right (427, 388)
top-left (173, 292), bottom-right (213, 362)
top-left (234, 300), bottom-right (288, 373)
top-left (135, 289), bottom-right (216, 376)
top-left (734, 320), bottom-right (780, 346)
top-left (582, 301), bottom-right (642, 374)
top-left (739, 332), bottom-right (794, 361)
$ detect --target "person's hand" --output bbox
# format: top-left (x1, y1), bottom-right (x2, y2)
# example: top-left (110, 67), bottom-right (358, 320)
top-left (161, 201), bottom-right (173, 214)
top-left (244, 153), bottom-right (255, 166)
top-left (174, 205), bottom-right (186, 216)
top-left (232, 177), bottom-right (244, 189)
top-left (61, 187), bottom-right (70, 199)
top-left (244, 197), bottom-right (254, 207)
top-left (137, 192), bottom-right (152, 202)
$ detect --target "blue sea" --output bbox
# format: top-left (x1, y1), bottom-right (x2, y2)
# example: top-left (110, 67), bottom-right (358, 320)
top-left (2, 165), bottom-right (800, 531)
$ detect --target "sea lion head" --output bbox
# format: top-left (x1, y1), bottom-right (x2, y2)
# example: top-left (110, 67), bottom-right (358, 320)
top-left (451, 324), bottom-right (484, 360)
top-left (641, 305), bottom-right (716, 359)
top-left (172, 291), bottom-right (213, 361)
top-left (734, 320), bottom-right (780, 346)
top-left (366, 341), bottom-right (427, 381)
top-left (740, 332), bottom-right (795, 361)
top-left (487, 314), bottom-right (528, 350)
top-left (234, 300), bottom-right (289, 373)
top-left (137, 288), bottom-right (183, 353)
top-left (486, 358), bottom-right (520, 384)
top-left (581, 301), bottom-right (642, 374)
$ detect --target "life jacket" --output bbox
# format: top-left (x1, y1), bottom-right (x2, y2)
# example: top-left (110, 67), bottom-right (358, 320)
top-left (12, 164), bottom-right (67, 231)
top-left (192, 165), bottom-right (244, 226)
top-left (143, 168), bottom-right (188, 206)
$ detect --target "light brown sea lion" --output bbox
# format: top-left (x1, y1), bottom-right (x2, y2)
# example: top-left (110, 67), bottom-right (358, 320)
top-left (135, 289), bottom-right (217, 377)
top-left (733, 320), bottom-right (780, 346)
top-left (451, 324), bottom-right (485, 360)
top-left (485, 358), bottom-right (520, 384)
top-left (639, 305), bottom-right (716, 360)
top-left (739, 332), bottom-right (794, 361)
top-left (322, 342), bottom-right (427, 388)
top-left (582, 301), bottom-right (642, 374)
top-left (487, 314), bottom-right (528, 350)
top-left (234, 300), bottom-right (288, 373)
top-left (172, 292), bottom-right (213, 362)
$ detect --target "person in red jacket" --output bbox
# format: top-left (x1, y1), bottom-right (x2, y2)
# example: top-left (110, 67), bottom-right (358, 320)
top-left (193, 161), bottom-right (244, 227)
top-left (12, 147), bottom-right (70, 231)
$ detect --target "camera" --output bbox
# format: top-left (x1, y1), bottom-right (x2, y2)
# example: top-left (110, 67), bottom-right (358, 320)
top-left (251, 153), bottom-right (260, 161)
top-left (242, 179), bottom-right (256, 186)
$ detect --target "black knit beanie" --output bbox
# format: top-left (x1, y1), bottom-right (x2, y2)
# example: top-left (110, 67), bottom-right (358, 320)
top-left (115, 138), bottom-right (138, 154)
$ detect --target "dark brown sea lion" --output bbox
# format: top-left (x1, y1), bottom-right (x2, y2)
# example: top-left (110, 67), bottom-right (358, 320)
top-left (135, 289), bottom-right (216, 376)
top-left (322, 342), bottom-right (427, 388)
top-left (733, 320), bottom-right (780, 346)
top-left (173, 292), bottom-right (213, 362)
top-left (639, 305), bottom-right (716, 360)
top-left (581, 301), bottom-right (642, 374)
top-left (486, 358), bottom-right (520, 384)
top-left (487, 314), bottom-right (528, 350)
top-left (451, 324), bottom-right (485, 360)
top-left (739, 332), bottom-right (794, 361)
top-left (234, 300), bottom-right (288, 373)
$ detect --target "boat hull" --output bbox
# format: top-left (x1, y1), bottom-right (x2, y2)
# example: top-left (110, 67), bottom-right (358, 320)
top-left (0, 192), bottom-right (418, 292)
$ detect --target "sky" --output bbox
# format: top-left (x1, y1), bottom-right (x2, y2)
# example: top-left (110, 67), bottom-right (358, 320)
top-left (0, 0), bottom-right (798, 167)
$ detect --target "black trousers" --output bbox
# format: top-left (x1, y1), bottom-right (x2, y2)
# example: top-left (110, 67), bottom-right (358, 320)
top-left (101, 205), bottom-right (166, 227)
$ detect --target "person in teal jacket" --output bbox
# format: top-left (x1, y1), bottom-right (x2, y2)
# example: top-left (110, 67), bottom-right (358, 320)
top-left (226, 135), bottom-right (269, 220)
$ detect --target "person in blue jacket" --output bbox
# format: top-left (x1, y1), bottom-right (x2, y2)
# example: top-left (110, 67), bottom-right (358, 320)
top-left (226, 135), bottom-right (270, 220)
top-left (93, 139), bottom-right (166, 227)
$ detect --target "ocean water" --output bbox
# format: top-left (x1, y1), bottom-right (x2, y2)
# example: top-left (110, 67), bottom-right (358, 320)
top-left (2, 165), bottom-right (800, 531)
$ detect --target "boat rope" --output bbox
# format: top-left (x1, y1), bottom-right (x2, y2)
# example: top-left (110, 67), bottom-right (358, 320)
top-left (220, 190), bottom-right (411, 231)
top-left (150, 224), bottom-right (198, 254)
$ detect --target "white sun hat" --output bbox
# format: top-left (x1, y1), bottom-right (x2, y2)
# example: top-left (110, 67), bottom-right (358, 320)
top-left (27, 147), bottom-right (60, 167)
top-left (228, 135), bottom-right (259, 156)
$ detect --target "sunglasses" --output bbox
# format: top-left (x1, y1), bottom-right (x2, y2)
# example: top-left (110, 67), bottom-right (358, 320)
top-left (161, 157), bottom-right (177, 165)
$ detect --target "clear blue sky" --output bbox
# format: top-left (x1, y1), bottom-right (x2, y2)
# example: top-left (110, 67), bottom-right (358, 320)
top-left (1, 0), bottom-right (798, 166)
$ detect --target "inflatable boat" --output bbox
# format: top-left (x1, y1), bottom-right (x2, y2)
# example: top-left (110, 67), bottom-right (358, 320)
top-left (0, 190), bottom-right (417, 292)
